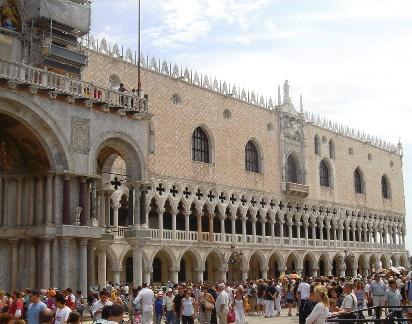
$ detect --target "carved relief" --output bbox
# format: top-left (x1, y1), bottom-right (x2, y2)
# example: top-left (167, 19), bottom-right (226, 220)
top-left (71, 117), bottom-right (90, 153)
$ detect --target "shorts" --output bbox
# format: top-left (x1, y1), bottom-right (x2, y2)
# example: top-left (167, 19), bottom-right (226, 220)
top-left (286, 299), bottom-right (294, 304)
top-left (257, 298), bottom-right (265, 305)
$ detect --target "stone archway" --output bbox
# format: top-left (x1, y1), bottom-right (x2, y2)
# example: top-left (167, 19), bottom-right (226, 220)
top-left (178, 249), bottom-right (201, 283)
top-left (268, 251), bottom-right (283, 279)
top-left (302, 253), bottom-right (316, 277)
top-left (318, 253), bottom-right (330, 277)
top-left (204, 250), bottom-right (223, 283)
top-left (152, 249), bottom-right (174, 284)
top-left (286, 252), bottom-right (299, 275)
top-left (358, 254), bottom-right (368, 276)
top-left (248, 251), bottom-right (266, 280)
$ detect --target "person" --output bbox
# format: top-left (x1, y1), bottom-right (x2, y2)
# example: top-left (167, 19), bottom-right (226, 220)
top-left (55, 293), bottom-right (72, 324)
top-left (46, 290), bottom-right (56, 312)
top-left (134, 282), bottom-right (154, 324)
top-left (67, 312), bottom-right (81, 324)
top-left (385, 279), bottom-right (404, 321)
top-left (163, 289), bottom-right (175, 324)
top-left (256, 280), bottom-right (265, 316)
top-left (180, 290), bottom-right (195, 324)
top-left (263, 280), bottom-right (275, 318)
top-left (173, 287), bottom-right (184, 324)
top-left (65, 289), bottom-right (76, 311)
top-left (75, 291), bottom-right (84, 322)
top-left (286, 283), bottom-right (295, 316)
top-left (232, 288), bottom-right (245, 324)
top-left (335, 282), bottom-right (358, 324)
top-left (305, 285), bottom-right (330, 324)
top-left (354, 281), bottom-right (365, 319)
top-left (92, 290), bottom-right (113, 320)
top-left (370, 274), bottom-right (386, 319)
top-left (106, 304), bottom-right (124, 324)
top-left (8, 292), bottom-right (23, 319)
top-left (299, 283), bottom-right (318, 324)
top-left (154, 292), bottom-right (163, 324)
top-left (246, 282), bottom-right (256, 316)
top-left (274, 281), bottom-right (281, 317)
top-left (39, 308), bottom-right (55, 324)
top-left (199, 285), bottom-right (215, 324)
top-left (27, 290), bottom-right (47, 324)
top-left (215, 284), bottom-right (229, 324)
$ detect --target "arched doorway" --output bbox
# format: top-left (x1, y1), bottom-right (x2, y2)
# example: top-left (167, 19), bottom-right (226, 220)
top-left (126, 257), bottom-right (133, 283)
top-left (286, 253), bottom-right (298, 275)
top-left (358, 254), bottom-right (367, 276)
top-left (303, 253), bottom-right (315, 277)
top-left (152, 250), bottom-right (173, 284)
top-left (248, 252), bottom-right (264, 279)
top-left (178, 250), bottom-right (199, 283)
top-left (268, 252), bottom-right (282, 279)
top-left (204, 251), bottom-right (222, 282)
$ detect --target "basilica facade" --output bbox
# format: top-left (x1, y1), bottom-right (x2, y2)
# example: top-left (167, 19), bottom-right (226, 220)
top-left (0, 0), bottom-right (408, 294)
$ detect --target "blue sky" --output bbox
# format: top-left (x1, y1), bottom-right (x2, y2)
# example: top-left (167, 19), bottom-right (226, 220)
top-left (91, 0), bottom-right (412, 251)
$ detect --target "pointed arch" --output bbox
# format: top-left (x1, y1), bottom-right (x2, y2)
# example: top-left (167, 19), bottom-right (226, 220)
top-left (150, 245), bottom-right (178, 270)
top-left (286, 152), bottom-right (301, 184)
top-left (178, 247), bottom-right (203, 271)
top-left (245, 138), bottom-right (263, 173)
top-left (354, 167), bottom-right (365, 194)
top-left (381, 175), bottom-right (391, 199)
top-left (319, 158), bottom-right (333, 187)
top-left (192, 126), bottom-right (212, 163)
top-left (286, 251), bottom-right (301, 274)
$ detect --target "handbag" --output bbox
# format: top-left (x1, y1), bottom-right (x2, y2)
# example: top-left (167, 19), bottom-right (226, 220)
top-left (204, 300), bottom-right (214, 311)
top-left (227, 309), bottom-right (235, 323)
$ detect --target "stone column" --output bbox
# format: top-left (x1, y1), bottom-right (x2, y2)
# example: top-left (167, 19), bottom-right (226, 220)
top-left (172, 211), bottom-right (177, 240)
top-left (231, 217), bottom-right (236, 243)
top-left (311, 268), bottom-right (318, 278)
top-left (88, 241), bottom-right (96, 285)
top-left (241, 269), bottom-right (248, 281)
top-left (2, 178), bottom-right (9, 227)
top-left (252, 218), bottom-right (257, 243)
top-left (170, 270), bottom-right (178, 283)
top-left (220, 270), bottom-right (227, 282)
top-left (288, 223), bottom-right (293, 240)
top-left (311, 224), bottom-right (316, 243)
top-left (270, 220), bottom-right (275, 244)
top-left (351, 228), bottom-right (356, 245)
top-left (60, 238), bottom-right (70, 289)
top-left (209, 215), bottom-right (214, 242)
top-left (36, 177), bottom-right (44, 225)
top-left (16, 177), bottom-right (23, 226)
top-left (90, 180), bottom-right (98, 226)
top-left (220, 216), bottom-right (225, 243)
top-left (261, 220), bottom-right (266, 244)
top-left (79, 239), bottom-right (88, 295)
top-left (128, 184), bottom-right (141, 228)
top-left (97, 245), bottom-right (107, 289)
top-left (345, 227), bottom-right (350, 243)
top-left (113, 268), bottom-right (122, 285)
top-left (113, 203), bottom-right (120, 229)
top-left (140, 186), bottom-right (148, 227)
top-left (79, 177), bottom-right (87, 226)
top-left (326, 224), bottom-right (331, 247)
top-left (45, 174), bottom-right (53, 225)
top-left (279, 220), bottom-right (284, 246)
top-left (195, 270), bottom-right (203, 284)
top-left (296, 221), bottom-right (301, 244)
top-left (197, 212), bottom-right (202, 241)
top-left (352, 267), bottom-right (358, 277)
top-left (333, 226), bottom-right (337, 247)
top-left (9, 239), bottom-right (19, 291)
top-left (241, 216), bottom-right (247, 243)
top-left (40, 238), bottom-right (52, 289)
top-left (28, 178), bottom-right (34, 226)
top-left (63, 175), bottom-right (71, 225)
top-left (319, 225), bottom-right (324, 246)
top-left (144, 271), bottom-right (151, 284)
top-left (105, 190), bottom-right (112, 228)
top-left (99, 190), bottom-right (106, 227)
top-left (51, 239), bottom-right (59, 288)
top-left (159, 208), bottom-right (164, 239)
top-left (304, 223), bottom-right (309, 246)
top-left (27, 239), bottom-right (37, 289)
top-left (132, 242), bottom-right (143, 286)
top-left (185, 213), bottom-right (190, 240)
top-left (261, 269), bottom-right (268, 280)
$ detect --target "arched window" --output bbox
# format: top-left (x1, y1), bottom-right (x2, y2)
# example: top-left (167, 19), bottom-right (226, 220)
top-left (192, 127), bottom-right (210, 163)
top-left (354, 168), bottom-right (363, 193)
top-left (319, 160), bottom-right (330, 187)
top-left (329, 139), bottom-right (335, 159)
top-left (314, 135), bottom-right (320, 154)
top-left (381, 175), bottom-right (389, 199)
top-left (287, 155), bottom-right (298, 183)
top-left (245, 141), bottom-right (259, 173)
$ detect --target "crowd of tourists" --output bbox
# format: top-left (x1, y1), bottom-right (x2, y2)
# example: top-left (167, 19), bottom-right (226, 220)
top-left (0, 268), bottom-right (411, 324)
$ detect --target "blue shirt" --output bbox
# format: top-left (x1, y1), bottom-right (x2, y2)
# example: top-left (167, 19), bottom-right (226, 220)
top-left (27, 301), bottom-right (46, 324)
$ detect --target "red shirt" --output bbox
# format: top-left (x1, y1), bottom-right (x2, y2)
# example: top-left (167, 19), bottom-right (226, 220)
top-left (8, 299), bottom-right (23, 318)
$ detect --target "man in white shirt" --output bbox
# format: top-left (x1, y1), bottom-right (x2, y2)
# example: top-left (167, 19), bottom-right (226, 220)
top-left (54, 294), bottom-right (72, 324)
top-left (134, 282), bottom-right (154, 324)
top-left (92, 290), bottom-right (113, 320)
top-left (370, 274), bottom-right (386, 319)
top-left (215, 283), bottom-right (229, 324)
top-left (334, 282), bottom-right (358, 322)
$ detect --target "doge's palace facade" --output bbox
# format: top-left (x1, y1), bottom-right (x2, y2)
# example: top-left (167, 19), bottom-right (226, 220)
top-left (0, 0), bottom-right (408, 293)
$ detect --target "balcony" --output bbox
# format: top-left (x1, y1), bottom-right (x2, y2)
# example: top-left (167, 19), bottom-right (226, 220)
top-left (0, 58), bottom-right (150, 117)
top-left (43, 44), bottom-right (88, 68)
top-left (283, 182), bottom-right (309, 196)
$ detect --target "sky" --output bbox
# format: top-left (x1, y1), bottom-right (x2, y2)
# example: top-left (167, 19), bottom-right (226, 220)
top-left (91, 0), bottom-right (412, 251)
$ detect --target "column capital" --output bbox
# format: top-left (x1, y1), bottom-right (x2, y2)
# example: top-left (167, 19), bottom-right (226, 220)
top-left (41, 236), bottom-right (54, 243)
top-left (79, 238), bottom-right (89, 247)
top-left (8, 238), bottom-right (19, 245)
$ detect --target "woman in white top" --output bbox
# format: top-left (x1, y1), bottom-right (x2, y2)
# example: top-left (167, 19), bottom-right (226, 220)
top-left (306, 285), bottom-right (331, 324)
top-left (233, 288), bottom-right (246, 324)
top-left (180, 289), bottom-right (196, 324)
